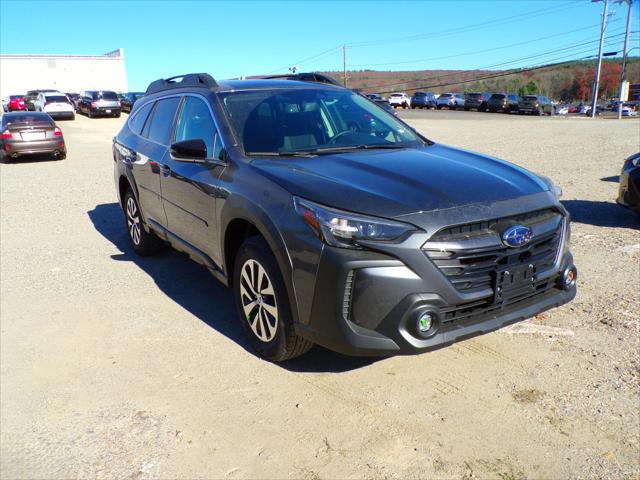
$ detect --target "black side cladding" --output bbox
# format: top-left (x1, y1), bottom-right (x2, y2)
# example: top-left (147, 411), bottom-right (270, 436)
top-left (145, 73), bottom-right (218, 96)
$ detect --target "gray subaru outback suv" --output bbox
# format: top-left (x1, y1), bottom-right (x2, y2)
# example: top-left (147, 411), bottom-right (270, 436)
top-left (112, 73), bottom-right (577, 361)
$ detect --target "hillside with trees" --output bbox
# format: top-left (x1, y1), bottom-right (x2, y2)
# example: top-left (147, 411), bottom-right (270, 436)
top-left (320, 58), bottom-right (639, 101)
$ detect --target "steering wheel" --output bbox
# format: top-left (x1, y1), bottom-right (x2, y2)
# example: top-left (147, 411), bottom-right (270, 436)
top-left (328, 130), bottom-right (356, 144)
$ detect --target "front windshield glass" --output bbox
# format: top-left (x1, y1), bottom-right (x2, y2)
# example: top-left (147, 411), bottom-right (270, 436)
top-left (220, 88), bottom-right (424, 155)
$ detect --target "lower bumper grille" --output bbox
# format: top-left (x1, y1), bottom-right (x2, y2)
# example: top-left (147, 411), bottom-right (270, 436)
top-left (440, 276), bottom-right (560, 327)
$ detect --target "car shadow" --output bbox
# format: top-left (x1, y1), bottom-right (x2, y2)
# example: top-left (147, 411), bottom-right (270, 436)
top-left (600, 175), bottom-right (620, 183)
top-left (87, 202), bottom-right (381, 373)
top-left (562, 199), bottom-right (639, 229)
top-left (1, 153), bottom-right (61, 164)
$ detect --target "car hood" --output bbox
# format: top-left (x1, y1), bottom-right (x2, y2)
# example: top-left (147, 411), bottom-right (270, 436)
top-left (250, 144), bottom-right (549, 219)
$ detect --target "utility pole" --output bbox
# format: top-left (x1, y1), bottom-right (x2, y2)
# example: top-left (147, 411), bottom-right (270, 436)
top-left (591, 0), bottom-right (610, 118)
top-left (617, 0), bottom-right (633, 119)
top-left (342, 45), bottom-right (347, 88)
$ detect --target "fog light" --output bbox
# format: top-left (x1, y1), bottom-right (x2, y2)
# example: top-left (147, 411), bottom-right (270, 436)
top-left (561, 265), bottom-right (578, 290)
top-left (418, 312), bottom-right (434, 332)
top-left (414, 308), bottom-right (440, 339)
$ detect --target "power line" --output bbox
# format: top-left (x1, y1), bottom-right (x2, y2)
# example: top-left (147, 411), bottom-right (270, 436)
top-left (349, 20), bottom-right (621, 68)
top-left (261, 46), bottom-right (340, 75)
top-left (347, 1), bottom-right (584, 48)
top-left (374, 45), bottom-right (629, 95)
top-left (359, 30), bottom-right (629, 92)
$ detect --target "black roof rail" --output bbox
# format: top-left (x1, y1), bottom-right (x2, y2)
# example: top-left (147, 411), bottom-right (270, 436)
top-left (145, 73), bottom-right (218, 95)
top-left (261, 72), bottom-right (343, 87)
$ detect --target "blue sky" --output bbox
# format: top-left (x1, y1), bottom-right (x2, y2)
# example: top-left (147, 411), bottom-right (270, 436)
top-left (1, 0), bottom-right (638, 91)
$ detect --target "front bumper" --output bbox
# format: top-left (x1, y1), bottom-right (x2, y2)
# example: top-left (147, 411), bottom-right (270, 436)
top-left (296, 245), bottom-right (576, 356)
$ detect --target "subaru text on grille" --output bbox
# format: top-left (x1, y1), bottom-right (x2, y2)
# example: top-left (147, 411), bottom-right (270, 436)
top-left (112, 72), bottom-right (577, 361)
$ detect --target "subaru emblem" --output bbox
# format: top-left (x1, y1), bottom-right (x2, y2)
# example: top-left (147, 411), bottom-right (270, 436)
top-left (502, 225), bottom-right (533, 248)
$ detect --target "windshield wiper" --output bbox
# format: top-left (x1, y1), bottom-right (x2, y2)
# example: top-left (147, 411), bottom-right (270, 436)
top-left (245, 151), bottom-right (315, 157)
top-left (246, 144), bottom-right (410, 158)
top-left (286, 144), bottom-right (409, 155)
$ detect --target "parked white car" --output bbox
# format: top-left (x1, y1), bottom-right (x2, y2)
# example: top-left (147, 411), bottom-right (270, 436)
top-left (35, 92), bottom-right (75, 120)
top-left (388, 92), bottom-right (410, 109)
top-left (555, 105), bottom-right (569, 115)
top-left (621, 106), bottom-right (637, 117)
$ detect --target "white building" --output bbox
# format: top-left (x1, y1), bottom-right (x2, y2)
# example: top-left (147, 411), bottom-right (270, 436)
top-left (0, 48), bottom-right (128, 97)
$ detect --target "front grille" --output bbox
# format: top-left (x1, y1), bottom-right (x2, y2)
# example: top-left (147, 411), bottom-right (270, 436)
top-left (423, 209), bottom-right (563, 294)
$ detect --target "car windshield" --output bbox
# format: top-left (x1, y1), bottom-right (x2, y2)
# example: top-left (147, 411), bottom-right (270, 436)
top-left (9, 96), bottom-right (23, 100)
top-left (220, 88), bottom-right (424, 155)
top-left (523, 96), bottom-right (538, 101)
top-left (467, 93), bottom-right (482, 99)
top-left (491, 94), bottom-right (506, 99)
top-left (439, 94), bottom-right (452, 98)
top-left (389, 94), bottom-right (403, 97)
top-left (413, 92), bottom-right (426, 97)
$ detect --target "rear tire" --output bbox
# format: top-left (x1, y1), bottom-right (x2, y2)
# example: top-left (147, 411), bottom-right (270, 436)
top-left (123, 189), bottom-right (164, 256)
top-left (233, 236), bottom-right (313, 362)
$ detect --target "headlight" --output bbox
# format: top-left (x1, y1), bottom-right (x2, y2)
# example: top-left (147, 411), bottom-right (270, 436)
top-left (538, 174), bottom-right (563, 199)
top-left (294, 197), bottom-right (416, 249)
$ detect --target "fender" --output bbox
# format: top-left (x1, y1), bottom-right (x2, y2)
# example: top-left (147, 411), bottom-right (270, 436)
top-left (219, 193), bottom-right (302, 325)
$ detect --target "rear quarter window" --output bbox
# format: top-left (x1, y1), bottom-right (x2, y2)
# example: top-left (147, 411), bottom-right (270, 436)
top-left (128, 101), bottom-right (154, 135)
top-left (142, 97), bottom-right (181, 145)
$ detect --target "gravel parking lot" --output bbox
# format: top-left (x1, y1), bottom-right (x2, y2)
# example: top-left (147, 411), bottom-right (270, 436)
top-left (1, 111), bottom-right (638, 479)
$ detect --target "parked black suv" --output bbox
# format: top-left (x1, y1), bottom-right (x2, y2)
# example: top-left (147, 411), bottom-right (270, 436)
top-left (113, 73), bottom-right (577, 361)
top-left (487, 93), bottom-right (520, 113)
top-left (464, 92), bottom-right (491, 111)
top-left (78, 90), bottom-right (122, 118)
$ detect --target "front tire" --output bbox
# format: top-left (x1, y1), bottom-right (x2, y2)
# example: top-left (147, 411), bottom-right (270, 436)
top-left (233, 236), bottom-right (313, 361)
top-left (123, 189), bottom-right (163, 256)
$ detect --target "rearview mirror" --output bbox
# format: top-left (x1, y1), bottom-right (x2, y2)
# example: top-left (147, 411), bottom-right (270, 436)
top-left (170, 139), bottom-right (207, 161)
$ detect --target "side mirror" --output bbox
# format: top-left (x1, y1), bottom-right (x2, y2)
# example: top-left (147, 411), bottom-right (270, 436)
top-left (170, 139), bottom-right (207, 161)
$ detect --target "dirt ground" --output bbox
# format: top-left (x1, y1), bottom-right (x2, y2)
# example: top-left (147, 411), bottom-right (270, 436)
top-left (1, 111), bottom-right (638, 479)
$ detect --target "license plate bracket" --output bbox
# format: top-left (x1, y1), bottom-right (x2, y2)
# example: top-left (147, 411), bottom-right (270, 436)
top-left (494, 263), bottom-right (536, 303)
top-left (21, 131), bottom-right (45, 141)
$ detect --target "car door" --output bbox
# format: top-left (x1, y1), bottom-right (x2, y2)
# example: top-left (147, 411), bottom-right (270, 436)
top-left (130, 98), bottom-right (180, 227)
top-left (160, 95), bottom-right (226, 264)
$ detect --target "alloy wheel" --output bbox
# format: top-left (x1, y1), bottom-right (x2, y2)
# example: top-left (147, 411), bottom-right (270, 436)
top-left (126, 197), bottom-right (141, 246)
top-left (240, 259), bottom-right (278, 342)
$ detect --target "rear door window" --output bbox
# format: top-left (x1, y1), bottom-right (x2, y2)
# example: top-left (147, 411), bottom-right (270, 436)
top-left (143, 97), bottom-right (181, 145)
top-left (128, 101), bottom-right (154, 135)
